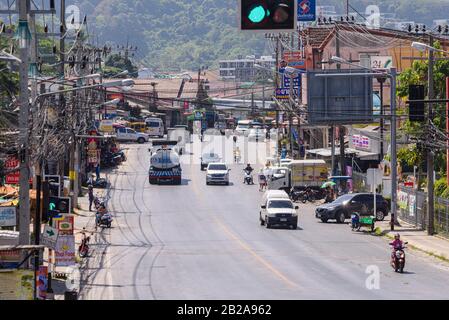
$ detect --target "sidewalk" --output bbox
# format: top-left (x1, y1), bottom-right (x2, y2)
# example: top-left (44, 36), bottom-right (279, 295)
top-left (376, 218), bottom-right (449, 262)
top-left (52, 186), bottom-right (106, 300)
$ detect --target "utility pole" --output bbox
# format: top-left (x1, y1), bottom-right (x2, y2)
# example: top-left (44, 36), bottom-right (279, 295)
top-left (446, 77), bottom-right (449, 187)
top-left (390, 67), bottom-right (398, 231)
top-left (18, 0), bottom-right (31, 247)
top-left (378, 77), bottom-right (386, 162)
top-left (427, 34), bottom-right (435, 235)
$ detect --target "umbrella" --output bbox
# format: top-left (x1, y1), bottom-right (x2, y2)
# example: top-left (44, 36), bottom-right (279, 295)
top-left (321, 181), bottom-right (336, 189)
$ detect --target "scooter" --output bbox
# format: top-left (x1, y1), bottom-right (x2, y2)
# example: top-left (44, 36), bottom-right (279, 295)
top-left (290, 189), bottom-right (307, 203)
top-left (243, 170), bottom-right (254, 185)
top-left (96, 212), bottom-right (113, 229)
top-left (390, 242), bottom-right (407, 273)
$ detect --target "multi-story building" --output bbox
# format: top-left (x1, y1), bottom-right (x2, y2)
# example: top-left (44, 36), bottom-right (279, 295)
top-left (219, 55), bottom-right (275, 82)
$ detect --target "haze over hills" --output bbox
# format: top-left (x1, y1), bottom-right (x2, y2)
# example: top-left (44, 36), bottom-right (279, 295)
top-left (68, 0), bottom-right (449, 71)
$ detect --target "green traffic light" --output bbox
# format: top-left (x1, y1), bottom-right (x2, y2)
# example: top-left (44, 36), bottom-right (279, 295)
top-left (248, 5), bottom-right (267, 23)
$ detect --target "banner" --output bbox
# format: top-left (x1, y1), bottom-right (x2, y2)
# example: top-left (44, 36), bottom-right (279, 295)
top-left (55, 235), bottom-right (76, 267)
top-left (36, 266), bottom-right (48, 300)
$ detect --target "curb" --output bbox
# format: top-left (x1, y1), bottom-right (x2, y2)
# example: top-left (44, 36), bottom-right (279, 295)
top-left (376, 224), bottom-right (449, 263)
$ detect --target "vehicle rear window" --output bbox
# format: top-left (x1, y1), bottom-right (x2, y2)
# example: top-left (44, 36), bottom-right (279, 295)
top-left (147, 122), bottom-right (160, 128)
top-left (208, 164), bottom-right (227, 171)
top-left (268, 200), bottom-right (293, 209)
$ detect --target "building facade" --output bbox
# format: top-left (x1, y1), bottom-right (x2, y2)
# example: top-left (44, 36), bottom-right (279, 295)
top-left (219, 55), bottom-right (275, 82)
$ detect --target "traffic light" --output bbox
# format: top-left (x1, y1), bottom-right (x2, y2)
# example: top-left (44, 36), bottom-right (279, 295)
top-left (240, 0), bottom-right (297, 31)
top-left (409, 85), bottom-right (425, 122)
top-left (48, 196), bottom-right (71, 214)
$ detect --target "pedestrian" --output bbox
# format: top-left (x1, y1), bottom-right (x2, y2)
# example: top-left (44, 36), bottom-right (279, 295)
top-left (88, 184), bottom-right (94, 212)
top-left (258, 169), bottom-right (267, 192)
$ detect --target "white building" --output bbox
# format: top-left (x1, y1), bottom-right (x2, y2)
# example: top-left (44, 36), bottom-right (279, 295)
top-left (219, 55), bottom-right (275, 82)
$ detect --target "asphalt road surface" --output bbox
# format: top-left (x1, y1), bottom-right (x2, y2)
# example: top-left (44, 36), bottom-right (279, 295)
top-left (79, 138), bottom-right (449, 300)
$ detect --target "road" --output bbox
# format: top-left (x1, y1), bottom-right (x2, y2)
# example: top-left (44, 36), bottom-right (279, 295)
top-left (79, 137), bottom-right (449, 300)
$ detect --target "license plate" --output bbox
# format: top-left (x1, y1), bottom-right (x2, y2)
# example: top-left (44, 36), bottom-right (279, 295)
top-left (280, 218), bottom-right (287, 222)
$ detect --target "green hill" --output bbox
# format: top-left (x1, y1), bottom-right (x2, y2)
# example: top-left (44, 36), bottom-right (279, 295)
top-left (69, 0), bottom-right (449, 71)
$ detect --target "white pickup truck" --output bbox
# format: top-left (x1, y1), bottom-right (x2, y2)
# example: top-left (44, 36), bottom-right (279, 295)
top-left (116, 127), bottom-right (149, 144)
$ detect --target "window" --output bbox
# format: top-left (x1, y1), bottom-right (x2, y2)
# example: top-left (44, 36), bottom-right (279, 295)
top-left (117, 128), bottom-right (126, 133)
top-left (208, 164), bottom-right (227, 171)
top-left (268, 200), bottom-right (293, 209)
top-left (127, 129), bottom-right (136, 134)
top-left (147, 122), bottom-right (160, 128)
top-left (359, 52), bottom-right (380, 69)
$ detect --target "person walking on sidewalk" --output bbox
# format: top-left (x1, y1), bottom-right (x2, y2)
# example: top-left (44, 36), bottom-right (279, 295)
top-left (88, 184), bottom-right (94, 212)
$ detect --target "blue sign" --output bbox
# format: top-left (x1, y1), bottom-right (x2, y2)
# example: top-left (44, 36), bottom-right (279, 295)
top-left (276, 87), bottom-right (299, 100)
top-left (298, 0), bottom-right (316, 22)
top-left (283, 75), bottom-right (301, 88)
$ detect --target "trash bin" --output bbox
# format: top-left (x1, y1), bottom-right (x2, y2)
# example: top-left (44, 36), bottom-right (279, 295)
top-left (64, 291), bottom-right (78, 300)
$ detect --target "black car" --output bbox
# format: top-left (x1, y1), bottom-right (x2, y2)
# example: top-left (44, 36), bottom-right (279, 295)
top-left (315, 193), bottom-right (389, 224)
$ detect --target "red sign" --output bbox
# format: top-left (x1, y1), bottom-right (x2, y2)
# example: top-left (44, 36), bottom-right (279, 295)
top-left (57, 215), bottom-right (74, 235)
top-left (5, 156), bottom-right (19, 185)
top-left (283, 51), bottom-right (306, 70)
top-left (107, 93), bottom-right (124, 102)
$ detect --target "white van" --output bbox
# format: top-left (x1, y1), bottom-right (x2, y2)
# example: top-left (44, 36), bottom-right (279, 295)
top-left (145, 118), bottom-right (164, 138)
top-left (235, 120), bottom-right (252, 136)
top-left (260, 190), bottom-right (298, 229)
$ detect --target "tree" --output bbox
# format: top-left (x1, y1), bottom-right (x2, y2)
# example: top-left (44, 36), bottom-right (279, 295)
top-left (397, 41), bottom-right (449, 193)
top-left (104, 54), bottom-right (138, 78)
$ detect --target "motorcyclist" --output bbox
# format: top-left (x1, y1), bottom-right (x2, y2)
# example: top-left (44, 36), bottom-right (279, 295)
top-left (390, 233), bottom-right (404, 250)
top-left (243, 164), bottom-right (254, 183)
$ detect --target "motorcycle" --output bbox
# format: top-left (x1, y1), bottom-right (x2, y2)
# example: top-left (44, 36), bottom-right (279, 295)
top-left (243, 170), bottom-right (254, 185)
top-left (290, 189), bottom-right (307, 203)
top-left (96, 211), bottom-right (113, 229)
top-left (390, 242), bottom-right (408, 273)
top-left (78, 231), bottom-right (90, 258)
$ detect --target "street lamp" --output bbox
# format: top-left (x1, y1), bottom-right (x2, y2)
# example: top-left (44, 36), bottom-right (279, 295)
top-left (411, 41), bottom-right (449, 55)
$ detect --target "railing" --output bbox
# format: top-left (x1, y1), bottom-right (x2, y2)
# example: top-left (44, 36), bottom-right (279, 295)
top-left (398, 186), bottom-right (427, 230)
top-left (435, 197), bottom-right (449, 238)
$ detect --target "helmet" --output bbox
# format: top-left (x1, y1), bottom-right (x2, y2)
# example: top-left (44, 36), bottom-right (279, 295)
top-left (247, 163), bottom-right (251, 167)
top-left (394, 233), bottom-right (400, 240)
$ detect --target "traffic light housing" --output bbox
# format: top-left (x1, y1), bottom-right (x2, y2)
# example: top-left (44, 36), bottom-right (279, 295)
top-left (48, 196), bottom-right (71, 214)
top-left (240, 0), bottom-right (297, 31)
top-left (409, 85), bottom-right (425, 122)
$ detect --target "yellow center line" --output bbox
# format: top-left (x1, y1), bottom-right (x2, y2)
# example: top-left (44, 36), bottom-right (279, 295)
top-left (214, 217), bottom-right (298, 289)
top-left (189, 160), bottom-right (297, 289)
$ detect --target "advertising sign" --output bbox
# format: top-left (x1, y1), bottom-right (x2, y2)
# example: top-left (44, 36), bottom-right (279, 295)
top-left (283, 51), bottom-right (306, 70)
top-left (57, 215), bottom-right (74, 236)
top-left (55, 235), bottom-right (76, 267)
top-left (276, 87), bottom-right (299, 100)
top-left (298, 0), bottom-right (316, 21)
top-left (0, 270), bottom-right (34, 300)
top-left (352, 134), bottom-right (371, 150)
top-left (87, 150), bottom-right (99, 165)
top-left (0, 249), bottom-right (21, 269)
top-left (5, 156), bottom-right (19, 185)
top-left (370, 56), bottom-right (393, 70)
top-left (36, 266), bottom-right (48, 300)
top-left (0, 206), bottom-right (16, 227)
top-left (41, 225), bottom-right (59, 250)
top-left (99, 120), bottom-right (114, 133)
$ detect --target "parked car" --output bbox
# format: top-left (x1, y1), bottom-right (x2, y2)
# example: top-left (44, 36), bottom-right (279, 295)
top-left (200, 152), bottom-right (221, 171)
top-left (206, 163), bottom-right (230, 185)
top-left (315, 193), bottom-right (389, 224)
top-left (116, 127), bottom-right (149, 144)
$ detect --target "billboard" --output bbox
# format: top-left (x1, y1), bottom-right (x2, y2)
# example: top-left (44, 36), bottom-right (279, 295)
top-left (307, 69), bottom-right (374, 125)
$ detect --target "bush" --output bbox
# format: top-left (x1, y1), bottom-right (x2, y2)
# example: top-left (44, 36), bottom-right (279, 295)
top-left (435, 177), bottom-right (448, 197)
